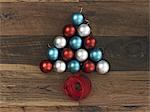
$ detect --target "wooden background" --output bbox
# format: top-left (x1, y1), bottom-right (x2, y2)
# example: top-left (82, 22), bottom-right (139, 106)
top-left (0, 0), bottom-right (149, 112)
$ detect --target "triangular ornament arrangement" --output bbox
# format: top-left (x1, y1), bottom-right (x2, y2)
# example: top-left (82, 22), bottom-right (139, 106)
top-left (40, 10), bottom-right (110, 100)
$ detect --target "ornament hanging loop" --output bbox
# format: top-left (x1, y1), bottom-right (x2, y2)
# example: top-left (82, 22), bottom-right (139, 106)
top-left (79, 7), bottom-right (90, 25)
top-left (80, 7), bottom-right (83, 13)
top-left (47, 43), bottom-right (51, 48)
top-left (85, 19), bottom-right (90, 25)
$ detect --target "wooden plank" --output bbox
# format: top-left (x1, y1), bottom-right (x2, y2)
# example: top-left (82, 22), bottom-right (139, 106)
top-left (0, 106), bottom-right (149, 112)
top-left (0, 0), bottom-right (78, 2)
top-left (80, 71), bottom-right (149, 106)
top-left (0, 2), bottom-right (148, 36)
top-left (0, 0), bottom-right (147, 2)
top-left (0, 65), bottom-right (149, 107)
top-left (0, 64), bottom-right (79, 107)
top-left (0, 36), bottom-right (149, 71)
top-left (80, 71), bottom-right (150, 107)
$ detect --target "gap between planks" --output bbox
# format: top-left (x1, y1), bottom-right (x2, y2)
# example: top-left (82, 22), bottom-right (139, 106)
top-left (0, 0), bottom-right (148, 2)
top-left (0, 105), bottom-right (149, 112)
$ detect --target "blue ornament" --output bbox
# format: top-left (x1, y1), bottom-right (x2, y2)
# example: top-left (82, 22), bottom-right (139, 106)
top-left (69, 36), bottom-right (82, 50)
top-left (72, 12), bottom-right (84, 26)
top-left (48, 47), bottom-right (59, 61)
top-left (67, 60), bottom-right (80, 73)
top-left (90, 48), bottom-right (102, 62)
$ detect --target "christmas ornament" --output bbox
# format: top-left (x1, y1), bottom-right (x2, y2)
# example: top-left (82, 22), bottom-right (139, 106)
top-left (63, 24), bottom-right (76, 37)
top-left (62, 48), bottom-right (74, 61)
top-left (39, 9), bottom-right (111, 101)
top-left (54, 60), bottom-right (66, 73)
top-left (64, 75), bottom-right (91, 100)
top-left (67, 60), bottom-right (80, 73)
top-left (75, 49), bottom-right (88, 62)
top-left (54, 36), bottom-right (66, 49)
top-left (83, 60), bottom-right (95, 73)
top-left (40, 60), bottom-right (52, 73)
top-left (72, 12), bottom-right (84, 25)
top-left (69, 36), bottom-right (82, 50)
top-left (78, 24), bottom-right (91, 37)
top-left (48, 47), bottom-right (59, 61)
top-left (96, 60), bottom-right (110, 74)
top-left (90, 48), bottom-right (102, 62)
top-left (84, 36), bottom-right (96, 49)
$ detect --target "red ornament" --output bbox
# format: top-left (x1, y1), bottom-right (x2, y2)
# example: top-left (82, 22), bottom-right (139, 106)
top-left (64, 74), bottom-right (91, 101)
top-left (40, 60), bottom-right (52, 73)
top-left (83, 60), bottom-right (95, 73)
top-left (62, 48), bottom-right (74, 61)
top-left (84, 36), bottom-right (96, 49)
top-left (63, 24), bottom-right (76, 37)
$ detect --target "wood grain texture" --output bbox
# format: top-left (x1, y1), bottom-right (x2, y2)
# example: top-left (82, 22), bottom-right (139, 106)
top-left (0, 63), bottom-right (149, 107)
top-left (80, 0), bottom-right (148, 2)
top-left (0, 0), bottom-right (149, 112)
top-left (0, 0), bottom-right (78, 2)
top-left (0, 2), bottom-right (148, 36)
top-left (0, 36), bottom-right (149, 71)
top-left (0, 106), bottom-right (106, 112)
top-left (0, 64), bottom-right (79, 107)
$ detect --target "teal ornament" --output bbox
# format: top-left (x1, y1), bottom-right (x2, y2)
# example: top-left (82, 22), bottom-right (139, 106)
top-left (69, 36), bottom-right (82, 50)
top-left (48, 47), bottom-right (59, 61)
top-left (67, 60), bottom-right (80, 73)
top-left (90, 48), bottom-right (102, 62)
top-left (72, 12), bottom-right (84, 26)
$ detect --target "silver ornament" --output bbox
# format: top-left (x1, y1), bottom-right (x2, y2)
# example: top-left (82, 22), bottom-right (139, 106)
top-left (54, 60), bottom-right (66, 73)
top-left (96, 60), bottom-right (110, 74)
top-left (78, 24), bottom-right (91, 37)
top-left (54, 36), bottom-right (66, 48)
top-left (76, 49), bottom-right (88, 62)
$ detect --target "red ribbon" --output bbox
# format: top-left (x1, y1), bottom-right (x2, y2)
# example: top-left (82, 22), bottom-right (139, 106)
top-left (64, 74), bottom-right (91, 101)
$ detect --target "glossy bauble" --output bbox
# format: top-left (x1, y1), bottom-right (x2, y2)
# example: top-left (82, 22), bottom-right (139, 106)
top-left (90, 48), bottom-right (102, 62)
top-left (83, 60), bottom-right (95, 73)
top-left (69, 36), bottom-right (82, 50)
top-left (67, 60), bottom-right (80, 73)
top-left (96, 60), bottom-right (110, 74)
top-left (78, 24), bottom-right (91, 37)
top-left (72, 12), bottom-right (84, 26)
top-left (62, 48), bottom-right (74, 61)
top-left (75, 49), bottom-right (88, 62)
top-left (54, 60), bottom-right (66, 73)
top-left (53, 36), bottom-right (66, 49)
top-left (40, 60), bottom-right (52, 73)
top-left (48, 47), bottom-right (59, 61)
top-left (84, 36), bottom-right (96, 49)
top-left (63, 24), bottom-right (76, 38)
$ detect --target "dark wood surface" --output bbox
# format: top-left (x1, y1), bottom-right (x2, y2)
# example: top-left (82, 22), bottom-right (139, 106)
top-left (0, 36), bottom-right (149, 71)
top-left (0, 2), bottom-right (148, 36)
top-left (0, 0), bottom-right (149, 112)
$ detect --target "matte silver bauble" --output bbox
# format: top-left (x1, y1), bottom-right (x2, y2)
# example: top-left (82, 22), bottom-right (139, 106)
top-left (76, 49), bottom-right (88, 62)
top-left (54, 36), bottom-right (66, 49)
top-left (78, 24), bottom-right (91, 37)
top-left (96, 60), bottom-right (110, 74)
top-left (54, 60), bottom-right (66, 73)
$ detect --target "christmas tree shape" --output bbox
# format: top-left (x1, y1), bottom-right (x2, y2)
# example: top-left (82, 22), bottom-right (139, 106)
top-left (40, 10), bottom-right (110, 100)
